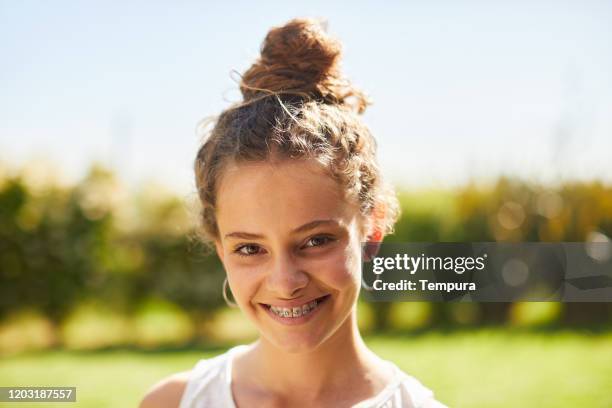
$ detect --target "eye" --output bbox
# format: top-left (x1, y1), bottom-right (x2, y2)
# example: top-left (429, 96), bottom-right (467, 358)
top-left (303, 235), bottom-right (335, 249)
top-left (234, 244), bottom-right (263, 256)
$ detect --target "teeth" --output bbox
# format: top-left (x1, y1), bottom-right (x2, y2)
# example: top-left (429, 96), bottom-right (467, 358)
top-left (268, 298), bottom-right (324, 318)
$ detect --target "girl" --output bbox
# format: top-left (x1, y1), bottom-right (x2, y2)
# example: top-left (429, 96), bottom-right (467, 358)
top-left (141, 18), bottom-right (445, 408)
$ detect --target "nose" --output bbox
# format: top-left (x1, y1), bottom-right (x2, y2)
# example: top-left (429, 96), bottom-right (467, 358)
top-left (266, 251), bottom-right (309, 298)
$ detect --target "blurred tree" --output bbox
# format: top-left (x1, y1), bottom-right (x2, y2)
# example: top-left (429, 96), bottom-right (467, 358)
top-left (0, 178), bottom-right (29, 320)
top-left (2, 162), bottom-right (611, 347)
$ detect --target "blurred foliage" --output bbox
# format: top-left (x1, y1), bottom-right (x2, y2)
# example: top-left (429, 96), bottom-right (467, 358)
top-left (1, 162), bottom-right (611, 348)
top-left (0, 163), bottom-right (224, 346)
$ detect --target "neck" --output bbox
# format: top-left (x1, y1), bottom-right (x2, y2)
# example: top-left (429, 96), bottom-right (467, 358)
top-left (248, 310), bottom-right (379, 397)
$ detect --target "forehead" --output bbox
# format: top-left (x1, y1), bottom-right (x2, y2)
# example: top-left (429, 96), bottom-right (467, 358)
top-left (215, 158), bottom-right (358, 234)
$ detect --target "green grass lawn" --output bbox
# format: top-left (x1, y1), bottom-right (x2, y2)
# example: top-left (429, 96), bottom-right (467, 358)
top-left (1, 328), bottom-right (611, 407)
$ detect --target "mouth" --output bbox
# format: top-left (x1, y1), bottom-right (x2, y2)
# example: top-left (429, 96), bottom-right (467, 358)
top-left (259, 294), bottom-right (331, 325)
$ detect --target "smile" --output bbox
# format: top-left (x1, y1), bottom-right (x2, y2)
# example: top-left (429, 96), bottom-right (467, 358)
top-left (260, 295), bottom-right (330, 323)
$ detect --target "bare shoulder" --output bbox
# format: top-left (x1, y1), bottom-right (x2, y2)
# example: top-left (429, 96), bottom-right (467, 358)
top-left (139, 370), bottom-right (191, 408)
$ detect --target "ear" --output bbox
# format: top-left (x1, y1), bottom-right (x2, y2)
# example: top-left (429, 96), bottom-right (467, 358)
top-left (360, 202), bottom-right (386, 261)
top-left (362, 229), bottom-right (383, 262)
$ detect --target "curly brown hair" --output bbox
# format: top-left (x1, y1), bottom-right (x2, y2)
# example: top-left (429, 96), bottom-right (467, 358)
top-left (194, 18), bottom-right (400, 244)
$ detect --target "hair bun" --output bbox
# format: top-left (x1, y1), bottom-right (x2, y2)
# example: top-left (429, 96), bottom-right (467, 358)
top-left (240, 18), bottom-right (370, 113)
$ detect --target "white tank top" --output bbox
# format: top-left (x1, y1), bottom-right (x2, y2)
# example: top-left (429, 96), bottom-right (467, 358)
top-left (178, 345), bottom-right (446, 408)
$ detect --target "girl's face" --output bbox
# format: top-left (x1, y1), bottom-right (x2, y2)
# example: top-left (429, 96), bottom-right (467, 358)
top-left (214, 158), bottom-right (367, 352)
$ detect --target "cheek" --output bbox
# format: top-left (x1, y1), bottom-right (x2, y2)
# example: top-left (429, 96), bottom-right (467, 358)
top-left (225, 261), bottom-right (266, 302)
top-left (313, 245), bottom-right (362, 289)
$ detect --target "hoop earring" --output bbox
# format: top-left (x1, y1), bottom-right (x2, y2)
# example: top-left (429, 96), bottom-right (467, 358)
top-left (222, 277), bottom-right (238, 308)
top-left (361, 276), bottom-right (374, 292)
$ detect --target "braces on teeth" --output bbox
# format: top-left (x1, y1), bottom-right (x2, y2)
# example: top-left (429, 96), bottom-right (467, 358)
top-left (269, 299), bottom-right (321, 318)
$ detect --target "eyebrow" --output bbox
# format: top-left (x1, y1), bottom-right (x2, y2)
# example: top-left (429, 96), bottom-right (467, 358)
top-left (224, 219), bottom-right (342, 240)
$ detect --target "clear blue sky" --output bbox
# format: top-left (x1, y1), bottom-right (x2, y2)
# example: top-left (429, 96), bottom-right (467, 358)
top-left (1, 1), bottom-right (611, 193)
